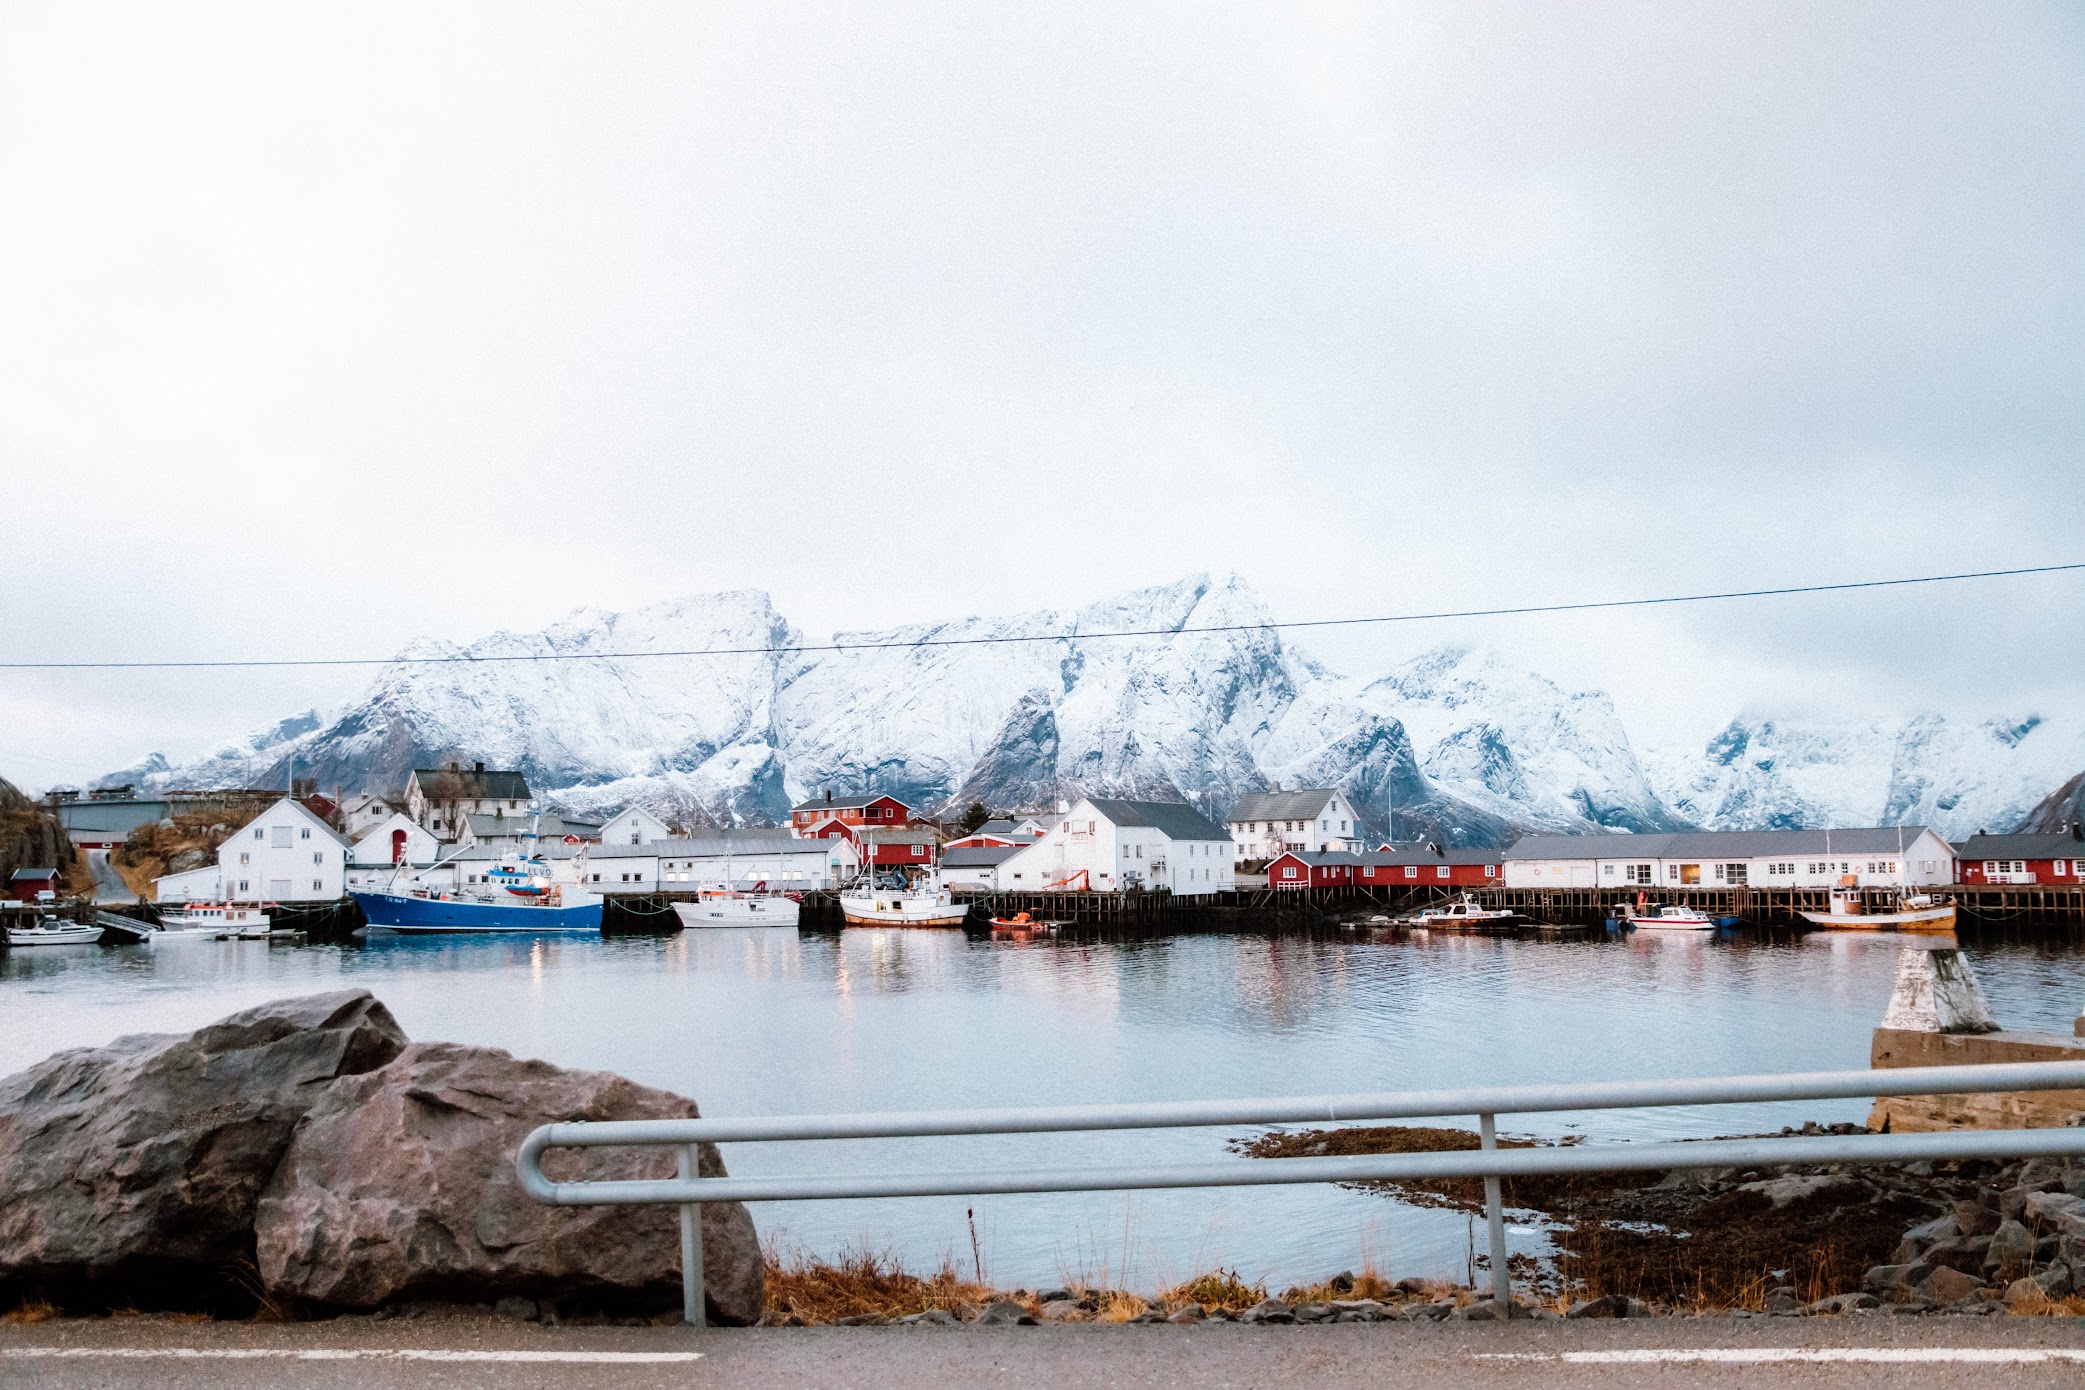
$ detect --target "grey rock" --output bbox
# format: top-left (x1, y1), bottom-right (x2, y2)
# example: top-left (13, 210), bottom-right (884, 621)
top-left (1805, 1293), bottom-right (1879, 1314)
top-left (2025, 1191), bottom-right (2085, 1234)
top-left (493, 1295), bottom-right (538, 1321)
top-left (1922, 1237), bottom-right (1992, 1275)
top-left (1763, 1293), bottom-right (1802, 1316)
top-left (901, 1309), bottom-right (959, 1325)
top-left (1459, 1298), bottom-right (1537, 1321)
top-left (254, 1040), bottom-right (764, 1325)
top-left (837, 1313), bottom-right (886, 1326)
top-left (1239, 1299), bottom-right (1294, 1324)
top-left (971, 1300), bottom-right (1035, 1326)
top-left (1406, 1301), bottom-right (1455, 1321)
top-left (0, 990), bottom-right (407, 1306)
top-left (1914, 1266), bottom-right (1986, 1306)
top-left (1951, 1200), bottom-right (2002, 1237)
top-left (1035, 1299), bottom-right (1083, 1322)
top-left (1863, 1262), bottom-right (1933, 1294)
top-left (1736, 1174), bottom-right (1866, 1210)
top-left (1291, 1302), bottom-right (1334, 1323)
top-left (1566, 1294), bottom-right (1653, 1319)
top-left (1166, 1303), bottom-right (1206, 1323)
top-left (1902, 1213), bottom-right (1959, 1247)
top-left (1128, 1312), bottom-right (1166, 1324)
top-left (1886, 1300), bottom-right (1935, 1315)
top-left (1984, 1220), bottom-right (2036, 1281)
top-left (1393, 1277), bottom-right (1431, 1296)
top-left (1037, 1287), bottom-right (1074, 1303)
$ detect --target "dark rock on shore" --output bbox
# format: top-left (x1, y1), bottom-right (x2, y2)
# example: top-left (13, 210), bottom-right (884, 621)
top-left (255, 1040), bottom-right (763, 1324)
top-left (0, 991), bottom-right (406, 1310)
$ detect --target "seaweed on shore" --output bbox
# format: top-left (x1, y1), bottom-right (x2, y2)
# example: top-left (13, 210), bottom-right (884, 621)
top-left (1232, 1123), bottom-right (1942, 1308)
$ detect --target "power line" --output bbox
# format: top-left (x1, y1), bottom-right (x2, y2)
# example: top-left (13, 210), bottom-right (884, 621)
top-left (4, 560), bottom-right (2081, 672)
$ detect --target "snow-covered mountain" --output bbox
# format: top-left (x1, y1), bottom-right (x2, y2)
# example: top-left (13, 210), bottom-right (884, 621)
top-left (1645, 711), bottom-right (2085, 840)
top-left (95, 575), bottom-right (1686, 847)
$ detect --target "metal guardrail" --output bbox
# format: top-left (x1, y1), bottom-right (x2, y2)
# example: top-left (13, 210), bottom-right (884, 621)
top-left (517, 1061), bottom-right (2085, 1327)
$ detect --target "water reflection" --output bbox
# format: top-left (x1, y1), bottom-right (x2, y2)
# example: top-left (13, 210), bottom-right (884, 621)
top-left (5, 924), bottom-right (2083, 1287)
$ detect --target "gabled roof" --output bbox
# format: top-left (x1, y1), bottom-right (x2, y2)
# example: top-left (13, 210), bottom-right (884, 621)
top-left (1503, 828), bottom-right (1944, 861)
top-left (790, 793), bottom-right (910, 813)
top-left (1228, 789), bottom-right (1339, 822)
top-left (249, 795), bottom-right (355, 848)
top-left (410, 767), bottom-right (533, 801)
top-left (1958, 832), bottom-right (2085, 860)
top-left (1085, 798), bottom-right (1231, 843)
top-left (463, 812), bottom-right (595, 840)
top-left (944, 845), bottom-right (1020, 867)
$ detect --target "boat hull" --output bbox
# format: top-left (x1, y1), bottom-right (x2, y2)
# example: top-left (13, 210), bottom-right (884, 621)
top-left (353, 892), bottom-right (603, 934)
top-left (1799, 904), bottom-right (1957, 933)
top-left (5, 925), bottom-right (104, 946)
top-left (673, 897), bottom-right (801, 929)
top-left (839, 895), bottom-right (971, 927)
top-left (1631, 920), bottom-right (1716, 932)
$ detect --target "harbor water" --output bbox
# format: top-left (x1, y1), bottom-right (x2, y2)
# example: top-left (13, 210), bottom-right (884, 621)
top-left (5, 925), bottom-right (2083, 1290)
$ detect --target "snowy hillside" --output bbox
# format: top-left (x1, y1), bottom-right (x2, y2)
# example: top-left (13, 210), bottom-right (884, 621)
top-left (1646, 711), bottom-right (2085, 840)
top-left (96, 573), bottom-right (2077, 846)
top-left (96, 575), bottom-right (1694, 846)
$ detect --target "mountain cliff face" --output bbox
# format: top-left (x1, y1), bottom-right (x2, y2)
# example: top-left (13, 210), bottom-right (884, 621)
top-left (96, 574), bottom-right (2073, 845)
top-left (95, 575), bottom-right (1687, 847)
top-left (1645, 710), bottom-right (2085, 840)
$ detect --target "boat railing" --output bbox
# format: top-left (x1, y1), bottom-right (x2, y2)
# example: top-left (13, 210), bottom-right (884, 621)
top-left (517, 1060), bottom-right (2085, 1328)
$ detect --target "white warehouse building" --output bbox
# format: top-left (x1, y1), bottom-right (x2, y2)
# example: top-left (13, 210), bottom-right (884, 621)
top-left (1502, 827), bottom-right (1958, 891)
top-left (155, 796), bottom-right (352, 903)
top-left (996, 798), bottom-right (1236, 897)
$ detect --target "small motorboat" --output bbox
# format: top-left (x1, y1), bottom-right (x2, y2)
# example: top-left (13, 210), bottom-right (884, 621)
top-left (156, 902), bottom-right (273, 941)
top-left (988, 912), bottom-right (1059, 935)
top-left (5, 920), bottom-right (104, 947)
top-left (1405, 894), bottom-right (1518, 928)
top-left (1627, 903), bottom-right (1717, 932)
top-left (674, 887), bottom-right (801, 929)
top-left (1800, 889), bottom-right (1956, 933)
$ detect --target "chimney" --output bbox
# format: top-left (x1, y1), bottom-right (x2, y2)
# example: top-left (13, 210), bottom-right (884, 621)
top-left (825, 789), bottom-right (833, 804)
top-left (475, 761), bottom-right (485, 774)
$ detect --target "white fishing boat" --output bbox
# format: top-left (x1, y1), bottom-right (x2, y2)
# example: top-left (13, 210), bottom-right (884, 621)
top-left (154, 902), bottom-right (273, 941)
top-left (1800, 888), bottom-right (1956, 934)
top-left (673, 888), bottom-right (801, 928)
top-left (5, 920), bottom-right (104, 946)
top-left (839, 871), bottom-right (970, 928)
top-left (1627, 903), bottom-right (1717, 932)
top-left (1405, 894), bottom-right (1517, 928)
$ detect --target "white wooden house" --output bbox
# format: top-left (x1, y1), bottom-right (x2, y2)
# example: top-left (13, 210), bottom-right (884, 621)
top-left (405, 764), bottom-right (533, 839)
top-left (1227, 788), bottom-right (1367, 860)
top-left (601, 806), bottom-right (674, 847)
top-left (346, 813), bottom-right (447, 892)
top-left (995, 798), bottom-right (1236, 897)
top-left (178, 796), bottom-right (352, 903)
top-left (1503, 828), bottom-right (1957, 891)
top-left (342, 792), bottom-right (404, 839)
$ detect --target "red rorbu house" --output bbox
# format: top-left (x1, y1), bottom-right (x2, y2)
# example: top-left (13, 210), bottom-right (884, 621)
top-left (1954, 832), bottom-right (2085, 886)
top-left (1358, 844), bottom-right (1504, 888)
top-left (1267, 851), bottom-right (1363, 889)
top-left (791, 793), bottom-right (916, 839)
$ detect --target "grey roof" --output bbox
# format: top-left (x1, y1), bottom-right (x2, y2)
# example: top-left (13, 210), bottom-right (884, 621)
top-left (435, 841), bottom-right (589, 863)
top-left (976, 819), bottom-right (1016, 836)
top-left (1353, 845), bottom-right (1503, 866)
top-left (1958, 833), bottom-right (2085, 859)
top-left (943, 845), bottom-right (1019, 867)
top-left (412, 767), bottom-right (532, 801)
top-left (1087, 798), bottom-right (1231, 842)
top-left (1504, 828), bottom-right (1944, 861)
top-left (1227, 789), bottom-right (1338, 822)
top-left (464, 812), bottom-right (595, 840)
top-left (8, 867), bottom-right (57, 880)
top-left (600, 834), bottom-right (838, 859)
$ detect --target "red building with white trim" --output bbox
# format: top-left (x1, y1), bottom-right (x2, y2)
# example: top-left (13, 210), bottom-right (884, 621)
top-left (1955, 833), bottom-right (2084, 886)
top-left (1269, 844), bottom-right (1504, 890)
top-left (791, 793), bottom-right (916, 838)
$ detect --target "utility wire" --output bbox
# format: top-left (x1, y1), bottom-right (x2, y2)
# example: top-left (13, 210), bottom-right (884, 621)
top-left (4, 560), bottom-right (2081, 672)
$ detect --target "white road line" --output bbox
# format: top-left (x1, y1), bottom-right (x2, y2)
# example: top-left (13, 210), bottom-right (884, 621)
top-left (1479, 1349), bottom-right (2085, 1365)
top-left (0, 1349), bottom-right (703, 1363)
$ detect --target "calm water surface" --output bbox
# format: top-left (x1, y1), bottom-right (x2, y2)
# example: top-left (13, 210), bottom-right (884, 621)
top-left (6, 926), bottom-right (2082, 1288)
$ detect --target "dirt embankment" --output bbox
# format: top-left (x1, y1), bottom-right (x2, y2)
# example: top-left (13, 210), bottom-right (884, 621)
top-left (0, 777), bottom-right (74, 887)
top-left (112, 811), bottom-right (242, 898)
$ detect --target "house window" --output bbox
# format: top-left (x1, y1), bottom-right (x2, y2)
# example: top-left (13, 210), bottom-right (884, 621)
top-left (239, 853), bottom-right (250, 865)
top-left (312, 879), bottom-right (323, 891)
top-left (254, 828), bottom-right (264, 840)
top-left (1436, 865), bottom-right (1449, 879)
top-left (1404, 865), bottom-right (1417, 879)
top-left (1485, 864), bottom-right (1497, 878)
top-left (238, 880), bottom-right (249, 892)
top-left (1281, 867), bottom-right (1297, 879)
top-left (313, 852), bottom-right (323, 865)
top-left (300, 827), bottom-right (311, 840)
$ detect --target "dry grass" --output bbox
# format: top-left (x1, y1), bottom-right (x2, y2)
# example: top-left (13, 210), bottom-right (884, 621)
top-left (2, 1299), bottom-right (56, 1324)
top-left (1279, 1270), bottom-right (1396, 1305)
top-left (2006, 1291), bottom-right (2085, 1317)
top-left (1162, 1269), bottom-right (1266, 1312)
top-left (762, 1244), bottom-right (998, 1325)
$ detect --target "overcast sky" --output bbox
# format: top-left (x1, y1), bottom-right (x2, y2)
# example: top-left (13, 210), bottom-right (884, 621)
top-left (3, 1), bottom-right (2082, 791)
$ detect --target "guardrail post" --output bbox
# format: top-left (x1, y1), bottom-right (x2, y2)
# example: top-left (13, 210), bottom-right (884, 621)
top-left (1478, 1113), bottom-right (1509, 1306)
top-left (678, 1143), bottom-right (704, 1329)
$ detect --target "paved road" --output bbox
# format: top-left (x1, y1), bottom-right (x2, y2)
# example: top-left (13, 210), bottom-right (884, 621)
top-left (86, 849), bottom-right (136, 905)
top-left (6, 1313), bottom-right (2085, 1389)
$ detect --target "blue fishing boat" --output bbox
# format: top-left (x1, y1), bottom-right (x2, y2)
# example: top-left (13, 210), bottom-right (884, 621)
top-left (353, 806), bottom-right (602, 934)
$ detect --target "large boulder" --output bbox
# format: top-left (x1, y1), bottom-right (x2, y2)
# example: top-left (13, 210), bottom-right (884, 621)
top-left (255, 1041), bottom-right (764, 1324)
top-left (0, 990), bottom-right (407, 1308)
